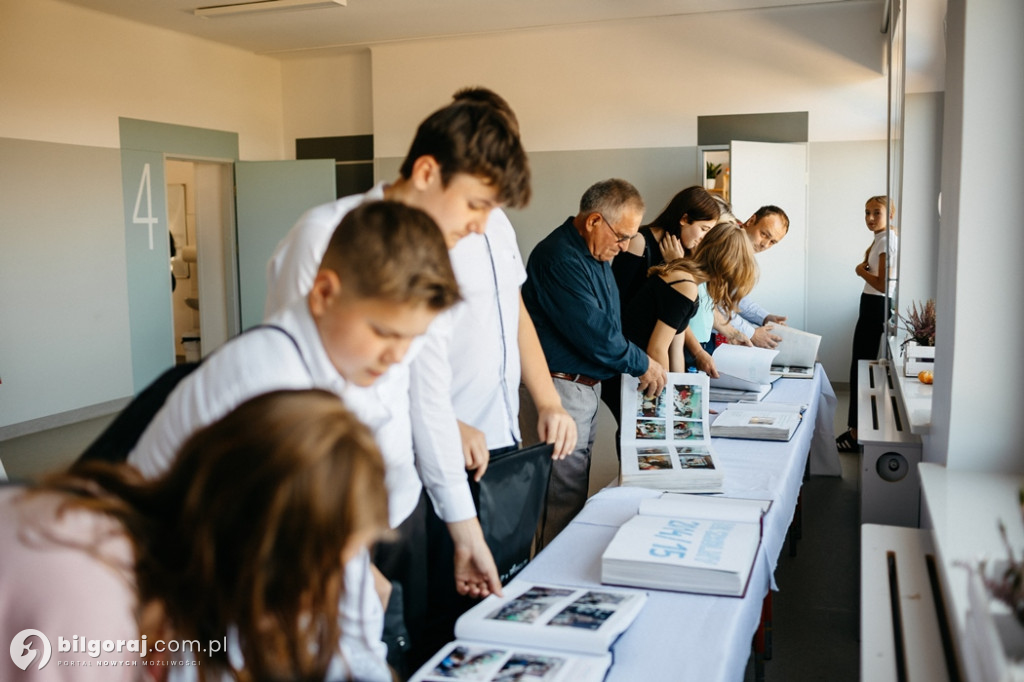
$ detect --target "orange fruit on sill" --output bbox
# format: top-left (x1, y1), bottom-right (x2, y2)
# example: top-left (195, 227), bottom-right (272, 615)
top-left (917, 370), bottom-right (934, 384)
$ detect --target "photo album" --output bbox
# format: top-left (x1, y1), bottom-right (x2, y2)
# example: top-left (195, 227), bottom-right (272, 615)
top-left (709, 401), bottom-right (806, 442)
top-left (410, 582), bottom-right (648, 682)
top-left (768, 325), bottom-right (822, 379)
top-left (618, 372), bottom-right (723, 493)
top-left (601, 493), bottom-right (769, 598)
top-left (708, 344), bottom-right (778, 399)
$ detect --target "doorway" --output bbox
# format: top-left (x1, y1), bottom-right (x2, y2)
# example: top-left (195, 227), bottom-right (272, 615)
top-left (165, 158), bottom-right (240, 362)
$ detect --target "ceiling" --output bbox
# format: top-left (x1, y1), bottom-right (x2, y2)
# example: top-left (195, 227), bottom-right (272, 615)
top-left (57, 0), bottom-right (858, 56)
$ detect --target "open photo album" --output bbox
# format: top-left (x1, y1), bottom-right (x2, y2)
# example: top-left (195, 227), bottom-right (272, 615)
top-left (767, 325), bottom-right (822, 379)
top-left (410, 583), bottom-right (648, 682)
top-left (618, 372), bottom-right (723, 493)
top-left (708, 344), bottom-right (778, 398)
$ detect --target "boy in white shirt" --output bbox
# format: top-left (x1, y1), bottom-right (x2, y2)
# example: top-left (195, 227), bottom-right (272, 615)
top-left (128, 200), bottom-right (462, 678)
top-left (265, 89), bottom-right (550, 669)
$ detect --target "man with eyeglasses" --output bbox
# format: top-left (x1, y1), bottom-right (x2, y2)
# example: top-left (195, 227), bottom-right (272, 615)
top-left (521, 178), bottom-right (668, 549)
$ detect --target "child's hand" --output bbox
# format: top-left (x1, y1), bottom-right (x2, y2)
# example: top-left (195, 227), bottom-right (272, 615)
top-left (658, 233), bottom-right (686, 261)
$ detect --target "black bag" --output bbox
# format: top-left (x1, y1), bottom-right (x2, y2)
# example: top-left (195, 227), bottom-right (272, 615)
top-left (75, 324), bottom-right (303, 468)
top-left (75, 362), bottom-right (200, 466)
top-left (419, 441), bottom-right (555, 665)
top-left (472, 441), bottom-right (554, 584)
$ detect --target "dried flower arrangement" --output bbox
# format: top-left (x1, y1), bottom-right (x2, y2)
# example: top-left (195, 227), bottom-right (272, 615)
top-left (979, 489), bottom-right (1024, 627)
top-left (900, 298), bottom-right (936, 347)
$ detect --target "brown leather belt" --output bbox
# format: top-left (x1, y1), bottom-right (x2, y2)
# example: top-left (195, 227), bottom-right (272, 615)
top-left (550, 371), bottom-right (600, 387)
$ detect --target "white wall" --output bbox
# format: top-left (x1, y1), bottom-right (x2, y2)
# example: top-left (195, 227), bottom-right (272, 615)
top-left (280, 50), bottom-right (374, 157)
top-left (0, 0), bottom-right (285, 158)
top-left (0, 0), bottom-right (288, 431)
top-left (806, 140), bottom-right (888, 381)
top-left (930, 0), bottom-right (1024, 472)
top-left (366, 3), bottom-right (890, 157)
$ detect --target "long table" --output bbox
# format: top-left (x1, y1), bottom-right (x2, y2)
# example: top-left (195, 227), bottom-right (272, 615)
top-left (514, 365), bottom-right (839, 682)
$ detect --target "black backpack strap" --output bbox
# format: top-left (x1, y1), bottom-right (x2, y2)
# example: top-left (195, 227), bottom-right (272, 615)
top-left (249, 324), bottom-right (310, 376)
top-left (75, 323), bottom-right (308, 468)
top-left (75, 362), bottom-right (201, 466)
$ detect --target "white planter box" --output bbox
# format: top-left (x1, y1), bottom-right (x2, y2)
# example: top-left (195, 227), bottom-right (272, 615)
top-left (903, 341), bottom-right (936, 377)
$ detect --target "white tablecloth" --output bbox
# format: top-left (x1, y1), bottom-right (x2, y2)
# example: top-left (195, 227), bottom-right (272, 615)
top-left (514, 365), bottom-right (838, 682)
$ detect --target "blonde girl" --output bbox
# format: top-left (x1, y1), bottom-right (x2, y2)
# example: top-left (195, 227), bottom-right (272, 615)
top-left (837, 195), bottom-right (897, 452)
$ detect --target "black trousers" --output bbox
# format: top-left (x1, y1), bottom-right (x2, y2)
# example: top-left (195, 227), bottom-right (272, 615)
top-left (847, 293), bottom-right (886, 429)
top-left (372, 492), bottom-right (429, 678)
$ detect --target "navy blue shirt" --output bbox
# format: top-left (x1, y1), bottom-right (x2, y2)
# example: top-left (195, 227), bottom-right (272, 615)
top-left (522, 217), bottom-right (649, 381)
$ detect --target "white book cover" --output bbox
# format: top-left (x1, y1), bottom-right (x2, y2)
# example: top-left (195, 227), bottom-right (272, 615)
top-left (709, 345), bottom-right (779, 392)
top-left (768, 325), bottom-right (821, 372)
top-left (618, 372), bottom-right (723, 493)
top-left (451, 583), bottom-right (647, 656)
top-left (638, 493), bottom-right (771, 523)
top-left (709, 401), bottom-right (806, 441)
top-left (601, 513), bottom-right (762, 597)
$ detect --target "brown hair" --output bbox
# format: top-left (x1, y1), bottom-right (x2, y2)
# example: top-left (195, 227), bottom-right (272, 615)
top-left (644, 186), bottom-right (721, 246)
top-left (399, 95), bottom-right (531, 208)
top-left (452, 86), bottom-right (520, 134)
top-left (320, 200), bottom-right (461, 311)
top-left (41, 390), bottom-right (389, 682)
top-left (651, 222), bottom-right (758, 314)
top-left (752, 205), bottom-right (790, 233)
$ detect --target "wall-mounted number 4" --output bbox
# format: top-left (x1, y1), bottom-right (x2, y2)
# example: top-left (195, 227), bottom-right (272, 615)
top-left (133, 163), bottom-right (159, 250)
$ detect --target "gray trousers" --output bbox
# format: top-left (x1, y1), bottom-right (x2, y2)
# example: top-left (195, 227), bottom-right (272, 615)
top-left (520, 378), bottom-right (601, 550)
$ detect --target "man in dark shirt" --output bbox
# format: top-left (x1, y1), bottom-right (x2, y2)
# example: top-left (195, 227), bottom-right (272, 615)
top-left (522, 178), bottom-right (668, 548)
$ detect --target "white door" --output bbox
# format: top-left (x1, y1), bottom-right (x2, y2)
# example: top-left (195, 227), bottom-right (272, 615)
top-left (730, 140), bottom-right (809, 330)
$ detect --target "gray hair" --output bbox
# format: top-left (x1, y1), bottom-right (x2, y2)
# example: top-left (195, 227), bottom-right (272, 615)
top-left (579, 178), bottom-right (644, 224)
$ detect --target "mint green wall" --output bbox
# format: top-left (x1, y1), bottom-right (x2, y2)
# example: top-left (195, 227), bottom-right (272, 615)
top-left (0, 137), bottom-right (133, 430)
top-left (118, 119), bottom-right (239, 392)
top-left (235, 160), bottom-right (336, 330)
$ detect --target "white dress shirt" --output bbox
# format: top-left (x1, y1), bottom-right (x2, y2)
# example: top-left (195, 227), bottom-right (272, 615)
top-left (261, 183), bottom-right (475, 525)
top-left (863, 229), bottom-right (898, 296)
top-left (729, 297), bottom-right (770, 337)
top-left (127, 300), bottom-right (389, 677)
top-left (410, 211), bottom-right (526, 456)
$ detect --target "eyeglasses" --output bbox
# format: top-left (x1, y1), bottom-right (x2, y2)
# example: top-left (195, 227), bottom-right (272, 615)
top-left (598, 214), bottom-right (635, 244)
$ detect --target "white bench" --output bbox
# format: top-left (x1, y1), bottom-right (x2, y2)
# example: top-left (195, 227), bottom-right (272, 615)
top-left (861, 523), bottom-right (963, 681)
top-left (858, 360), bottom-right (923, 527)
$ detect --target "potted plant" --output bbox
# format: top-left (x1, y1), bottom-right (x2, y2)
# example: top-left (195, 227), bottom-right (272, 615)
top-left (899, 298), bottom-right (936, 377)
top-left (705, 161), bottom-right (721, 190)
